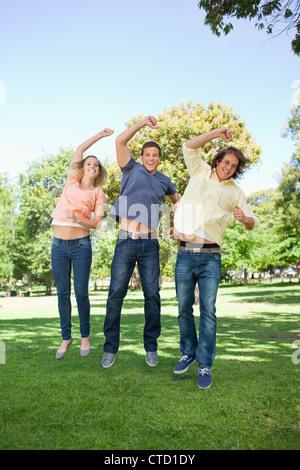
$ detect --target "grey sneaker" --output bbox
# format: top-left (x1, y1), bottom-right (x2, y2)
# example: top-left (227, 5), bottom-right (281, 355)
top-left (146, 351), bottom-right (158, 367)
top-left (102, 352), bottom-right (116, 368)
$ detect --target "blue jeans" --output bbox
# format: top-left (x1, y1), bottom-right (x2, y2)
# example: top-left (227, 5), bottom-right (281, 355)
top-left (51, 236), bottom-right (92, 340)
top-left (103, 237), bottom-right (161, 353)
top-left (175, 249), bottom-right (221, 367)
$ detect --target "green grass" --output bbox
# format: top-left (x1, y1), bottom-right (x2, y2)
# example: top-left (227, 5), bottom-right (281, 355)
top-left (0, 282), bottom-right (299, 450)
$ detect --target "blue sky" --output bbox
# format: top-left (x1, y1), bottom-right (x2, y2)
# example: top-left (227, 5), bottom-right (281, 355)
top-left (0, 0), bottom-right (299, 195)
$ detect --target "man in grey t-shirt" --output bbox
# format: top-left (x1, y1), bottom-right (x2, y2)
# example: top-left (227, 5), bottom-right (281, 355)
top-left (102, 116), bottom-right (179, 368)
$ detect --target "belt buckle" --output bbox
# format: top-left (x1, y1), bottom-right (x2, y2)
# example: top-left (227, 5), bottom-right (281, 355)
top-left (190, 247), bottom-right (201, 253)
top-left (131, 232), bottom-right (139, 240)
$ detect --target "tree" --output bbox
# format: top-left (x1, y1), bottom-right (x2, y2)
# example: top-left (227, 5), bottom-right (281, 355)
top-left (115, 100), bottom-right (261, 199)
top-left (246, 189), bottom-right (282, 279)
top-left (275, 92), bottom-right (300, 274)
top-left (197, 0), bottom-right (300, 55)
top-left (274, 154), bottom-right (300, 272)
top-left (91, 230), bottom-right (117, 288)
top-left (102, 100), bottom-right (261, 284)
top-left (0, 174), bottom-right (17, 291)
top-left (15, 149), bottom-right (73, 294)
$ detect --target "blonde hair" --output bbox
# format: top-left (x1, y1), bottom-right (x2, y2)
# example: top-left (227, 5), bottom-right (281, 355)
top-left (69, 155), bottom-right (108, 187)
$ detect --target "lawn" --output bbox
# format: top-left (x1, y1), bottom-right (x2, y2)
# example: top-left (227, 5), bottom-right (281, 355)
top-left (0, 282), bottom-right (299, 450)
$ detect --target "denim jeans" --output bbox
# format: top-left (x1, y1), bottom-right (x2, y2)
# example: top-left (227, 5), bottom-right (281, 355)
top-left (175, 249), bottom-right (221, 367)
top-left (103, 237), bottom-right (161, 353)
top-left (51, 236), bottom-right (92, 340)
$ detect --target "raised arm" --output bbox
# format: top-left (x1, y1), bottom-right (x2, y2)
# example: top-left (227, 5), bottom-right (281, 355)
top-left (71, 128), bottom-right (114, 164)
top-left (115, 116), bottom-right (160, 168)
top-left (185, 127), bottom-right (232, 149)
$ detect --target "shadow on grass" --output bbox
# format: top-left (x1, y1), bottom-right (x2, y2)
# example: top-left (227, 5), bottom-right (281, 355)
top-left (219, 282), bottom-right (300, 305)
top-left (1, 302), bottom-right (300, 450)
top-left (1, 305), bottom-right (299, 364)
top-left (223, 290), bottom-right (298, 305)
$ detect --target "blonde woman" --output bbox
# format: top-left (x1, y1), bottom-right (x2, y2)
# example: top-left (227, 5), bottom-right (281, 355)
top-left (51, 128), bottom-right (114, 359)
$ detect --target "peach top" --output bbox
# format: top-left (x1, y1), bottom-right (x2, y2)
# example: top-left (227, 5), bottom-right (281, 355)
top-left (51, 175), bottom-right (106, 226)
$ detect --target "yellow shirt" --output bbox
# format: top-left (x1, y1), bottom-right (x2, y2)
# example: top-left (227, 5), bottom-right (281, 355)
top-left (174, 144), bottom-right (259, 245)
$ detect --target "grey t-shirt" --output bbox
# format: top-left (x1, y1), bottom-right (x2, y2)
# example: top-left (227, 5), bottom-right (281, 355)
top-left (110, 157), bottom-right (177, 230)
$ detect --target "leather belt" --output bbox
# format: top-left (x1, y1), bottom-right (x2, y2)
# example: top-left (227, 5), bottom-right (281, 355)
top-left (179, 241), bottom-right (227, 254)
top-left (119, 229), bottom-right (157, 240)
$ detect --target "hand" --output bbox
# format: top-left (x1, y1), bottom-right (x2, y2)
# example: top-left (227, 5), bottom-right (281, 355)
top-left (99, 128), bottom-right (114, 138)
top-left (218, 127), bottom-right (232, 143)
top-left (65, 209), bottom-right (77, 222)
top-left (233, 205), bottom-right (246, 223)
top-left (142, 116), bottom-right (160, 129)
top-left (169, 226), bottom-right (180, 239)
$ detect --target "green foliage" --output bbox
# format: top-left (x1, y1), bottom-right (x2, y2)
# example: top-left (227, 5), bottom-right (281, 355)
top-left (275, 94), bottom-right (300, 267)
top-left (91, 230), bottom-right (118, 284)
top-left (274, 153), bottom-right (300, 266)
top-left (13, 149), bottom-right (73, 291)
top-left (102, 100), bottom-right (261, 284)
top-left (0, 174), bottom-right (18, 287)
top-left (1, 97), bottom-right (299, 290)
top-left (124, 100), bottom-right (261, 197)
top-left (197, 0), bottom-right (300, 55)
top-left (281, 93), bottom-right (300, 140)
top-left (222, 94), bottom-right (300, 279)
top-left (104, 101), bottom-right (261, 207)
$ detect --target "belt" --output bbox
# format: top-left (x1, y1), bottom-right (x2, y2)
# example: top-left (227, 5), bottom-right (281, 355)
top-left (179, 241), bottom-right (227, 254)
top-left (119, 229), bottom-right (157, 240)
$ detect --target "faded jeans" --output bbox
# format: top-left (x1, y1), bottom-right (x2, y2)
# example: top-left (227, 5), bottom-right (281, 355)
top-left (51, 236), bottom-right (92, 340)
top-left (103, 237), bottom-right (161, 354)
top-left (175, 249), bottom-right (221, 367)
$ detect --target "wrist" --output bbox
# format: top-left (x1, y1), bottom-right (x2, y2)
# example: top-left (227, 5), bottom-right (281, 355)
top-left (244, 216), bottom-right (254, 229)
top-left (139, 118), bottom-right (148, 129)
top-left (214, 129), bottom-right (224, 139)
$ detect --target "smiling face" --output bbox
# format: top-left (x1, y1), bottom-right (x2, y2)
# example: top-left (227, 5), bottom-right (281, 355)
top-left (82, 156), bottom-right (100, 179)
top-left (215, 153), bottom-right (239, 181)
top-left (141, 146), bottom-right (161, 175)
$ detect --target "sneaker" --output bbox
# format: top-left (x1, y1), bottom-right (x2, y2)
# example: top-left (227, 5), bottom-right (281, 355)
top-left (198, 367), bottom-right (212, 389)
top-left (146, 351), bottom-right (158, 367)
top-left (102, 352), bottom-right (116, 368)
top-left (173, 354), bottom-right (196, 374)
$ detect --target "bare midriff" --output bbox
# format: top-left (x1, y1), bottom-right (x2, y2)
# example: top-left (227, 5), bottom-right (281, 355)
top-left (53, 226), bottom-right (90, 240)
top-left (120, 218), bottom-right (153, 234)
top-left (180, 233), bottom-right (216, 244)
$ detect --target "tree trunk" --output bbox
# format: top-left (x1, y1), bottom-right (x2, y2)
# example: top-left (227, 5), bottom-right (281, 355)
top-left (243, 268), bottom-right (248, 286)
top-left (45, 277), bottom-right (52, 296)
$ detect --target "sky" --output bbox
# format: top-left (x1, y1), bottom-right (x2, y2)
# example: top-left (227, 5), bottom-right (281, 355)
top-left (0, 0), bottom-right (299, 196)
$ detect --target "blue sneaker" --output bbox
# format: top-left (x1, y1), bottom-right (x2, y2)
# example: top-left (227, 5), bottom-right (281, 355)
top-left (173, 354), bottom-right (196, 374)
top-left (198, 367), bottom-right (212, 389)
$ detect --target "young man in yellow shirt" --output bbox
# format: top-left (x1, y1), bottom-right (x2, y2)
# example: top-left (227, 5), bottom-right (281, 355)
top-left (173, 127), bottom-right (259, 389)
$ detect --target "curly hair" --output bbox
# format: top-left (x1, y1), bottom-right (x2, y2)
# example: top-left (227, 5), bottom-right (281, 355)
top-left (69, 155), bottom-right (108, 187)
top-left (210, 146), bottom-right (250, 179)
